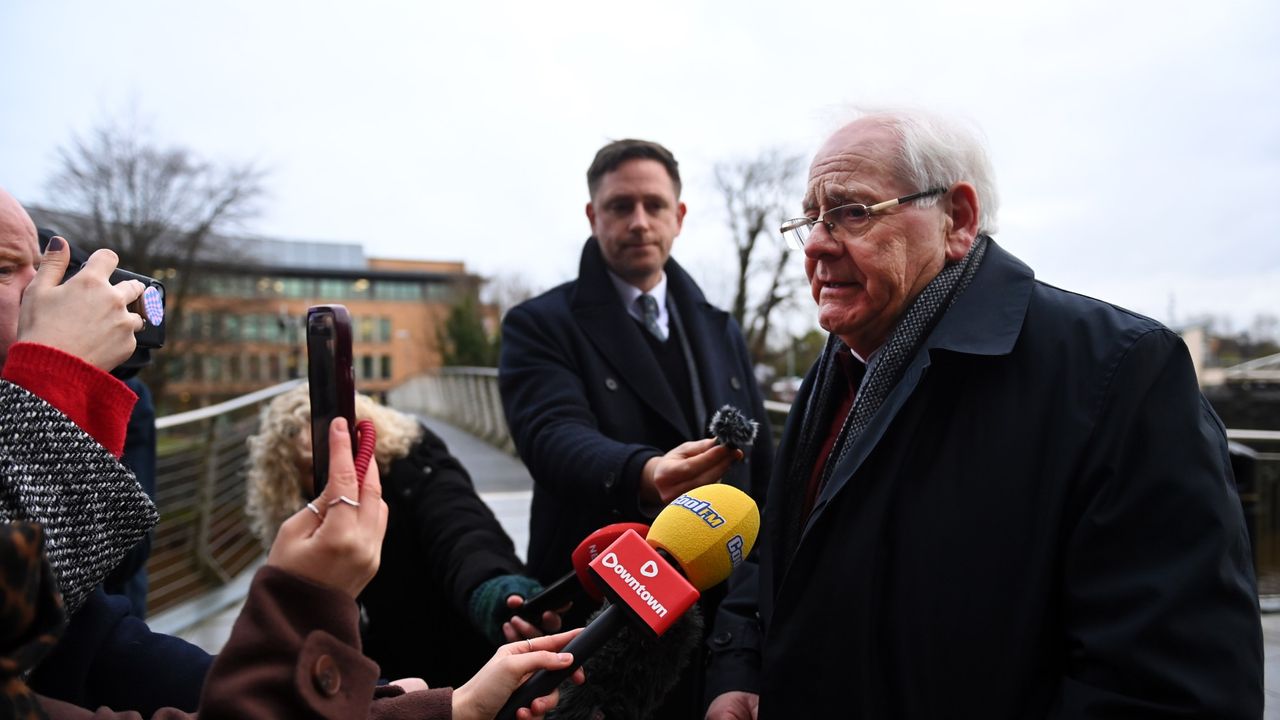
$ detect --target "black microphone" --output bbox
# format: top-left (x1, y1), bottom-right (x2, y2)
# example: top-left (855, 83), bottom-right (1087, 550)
top-left (549, 603), bottom-right (704, 720)
top-left (495, 484), bottom-right (760, 720)
top-left (708, 404), bottom-right (758, 451)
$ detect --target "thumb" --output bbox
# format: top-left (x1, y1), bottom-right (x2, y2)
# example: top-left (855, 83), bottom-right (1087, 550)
top-left (32, 236), bottom-right (70, 289)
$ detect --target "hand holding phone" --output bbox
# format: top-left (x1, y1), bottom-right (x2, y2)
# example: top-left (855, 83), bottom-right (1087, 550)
top-left (307, 304), bottom-right (356, 498)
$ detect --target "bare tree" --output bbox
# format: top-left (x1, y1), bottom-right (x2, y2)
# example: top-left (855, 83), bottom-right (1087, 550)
top-left (42, 116), bottom-right (266, 401)
top-left (482, 271), bottom-right (542, 321)
top-left (713, 148), bottom-right (805, 362)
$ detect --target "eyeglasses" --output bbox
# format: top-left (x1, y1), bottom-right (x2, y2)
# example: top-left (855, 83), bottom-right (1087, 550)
top-left (779, 187), bottom-right (948, 251)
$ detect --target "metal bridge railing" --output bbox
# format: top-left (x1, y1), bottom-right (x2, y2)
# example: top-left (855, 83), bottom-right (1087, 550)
top-left (388, 367), bottom-right (515, 453)
top-left (146, 380), bottom-right (303, 626)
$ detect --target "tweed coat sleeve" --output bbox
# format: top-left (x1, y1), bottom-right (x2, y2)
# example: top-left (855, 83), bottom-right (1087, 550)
top-left (0, 380), bottom-right (156, 614)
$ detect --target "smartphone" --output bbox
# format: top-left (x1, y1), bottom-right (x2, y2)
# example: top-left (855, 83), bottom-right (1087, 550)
top-left (306, 304), bottom-right (356, 498)
top-left (37, 228), bottom-right (167, 349)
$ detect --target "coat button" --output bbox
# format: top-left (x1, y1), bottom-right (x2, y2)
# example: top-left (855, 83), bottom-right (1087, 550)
top-left (730, 377), bottom-right (741, 390)
top-left (312, 654), bottom-right (342, 696)
top-left (604, 377), bottom-right (618, 391)
top-left (604, 472), bottom-right (616, 489)
top-left (711, 631), bottom-right (732, 646)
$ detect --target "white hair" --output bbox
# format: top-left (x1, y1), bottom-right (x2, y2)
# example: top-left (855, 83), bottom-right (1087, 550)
top-left (849, 107), bottom-right (1000, 236)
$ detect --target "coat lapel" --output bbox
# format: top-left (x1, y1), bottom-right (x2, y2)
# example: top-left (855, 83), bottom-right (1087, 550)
top-left (666, 265), bottom-right (731, 436)
top-left (571, 239), bottom-right (691, 438)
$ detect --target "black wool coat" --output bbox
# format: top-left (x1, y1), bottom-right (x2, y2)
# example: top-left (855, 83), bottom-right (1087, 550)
top-left (499, 238), bottom-right (772, 587)
top-left (708, 240), bottom-right (1263, 718)
top-left (358, 424), bottom-right (526, 687)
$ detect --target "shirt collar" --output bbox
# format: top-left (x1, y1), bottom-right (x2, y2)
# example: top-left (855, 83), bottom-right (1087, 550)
top-left (607, 270), bottom-right (669, 330)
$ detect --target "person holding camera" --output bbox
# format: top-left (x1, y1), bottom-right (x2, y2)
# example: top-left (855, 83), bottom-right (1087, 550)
top-left (3, 186), bottom-right (584, 718)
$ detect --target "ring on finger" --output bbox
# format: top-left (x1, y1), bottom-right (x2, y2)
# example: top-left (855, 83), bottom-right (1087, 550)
top-left (327, 495), bottom-right (361, 508)
top-left (525, 638), bottom-right (533, 652)
top-left (305, 502), bottom-right (324, 519)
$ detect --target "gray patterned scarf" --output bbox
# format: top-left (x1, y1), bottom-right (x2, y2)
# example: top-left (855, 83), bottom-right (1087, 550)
top-left (781, 235), bottom-right (990, 557)
top-left (0, 381), bottom-right (158, 614)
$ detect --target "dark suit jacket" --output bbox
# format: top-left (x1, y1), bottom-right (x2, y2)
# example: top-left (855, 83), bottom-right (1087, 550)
top-left (708, 240), bottom-right (1263, 718)
top-left (500, 238), bottom-right (773, 586)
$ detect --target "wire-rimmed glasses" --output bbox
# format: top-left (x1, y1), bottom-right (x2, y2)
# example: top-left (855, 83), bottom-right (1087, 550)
top-left (780, 187), bottom-right (948, 251)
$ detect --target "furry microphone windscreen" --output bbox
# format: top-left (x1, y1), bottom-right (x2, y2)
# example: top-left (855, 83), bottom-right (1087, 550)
top-left (549, 603), bottom-right (705, 720)
top-left (708, 404), bottom-right (759, 450)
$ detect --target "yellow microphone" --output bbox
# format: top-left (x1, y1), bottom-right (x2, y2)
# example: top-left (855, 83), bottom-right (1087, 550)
top-left (647, 483), bottom-right (761, 590)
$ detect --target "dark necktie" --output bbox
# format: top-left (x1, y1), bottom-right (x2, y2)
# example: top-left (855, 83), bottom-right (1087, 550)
top-left (638, 294), bottom-right (666, 341)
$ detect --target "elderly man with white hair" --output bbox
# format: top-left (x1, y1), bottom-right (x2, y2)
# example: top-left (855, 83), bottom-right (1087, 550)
top-left (704, 111), bottom-right (1262, 719)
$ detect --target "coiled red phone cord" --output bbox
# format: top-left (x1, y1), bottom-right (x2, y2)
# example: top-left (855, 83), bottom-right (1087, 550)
top-left (354, 419), bottom-right (377, 484)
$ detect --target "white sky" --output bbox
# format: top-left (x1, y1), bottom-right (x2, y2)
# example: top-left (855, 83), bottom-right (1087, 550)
top-left (2, 0), bottom-right (1276, 336)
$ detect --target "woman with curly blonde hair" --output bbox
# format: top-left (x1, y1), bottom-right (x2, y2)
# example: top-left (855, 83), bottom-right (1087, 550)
top-left (245, 384), bottom-right (547, 688)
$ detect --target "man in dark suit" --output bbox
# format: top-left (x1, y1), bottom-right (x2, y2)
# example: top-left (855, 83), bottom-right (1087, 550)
top-left (498, 139), bottom-right (773, 717)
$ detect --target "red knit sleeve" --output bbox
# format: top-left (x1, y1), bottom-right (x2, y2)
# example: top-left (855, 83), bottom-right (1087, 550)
top-left (1, 342), bottom-right (138, 458)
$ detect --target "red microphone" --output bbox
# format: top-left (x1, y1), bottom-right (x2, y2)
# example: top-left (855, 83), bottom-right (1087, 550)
top-left (513, 522), bottom-right (649, 624)
top-left (496, 485), bottom-right (759, 720)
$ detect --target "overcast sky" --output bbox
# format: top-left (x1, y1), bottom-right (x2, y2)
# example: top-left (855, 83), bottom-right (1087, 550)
top-left (2, 0), bottom-right (1276, 337)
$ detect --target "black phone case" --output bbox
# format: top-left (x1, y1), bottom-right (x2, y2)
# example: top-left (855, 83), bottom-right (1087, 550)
top-left (306, 304), bottom-right (356, 498)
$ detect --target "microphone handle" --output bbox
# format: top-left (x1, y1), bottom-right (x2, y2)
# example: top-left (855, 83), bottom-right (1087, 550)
top-left (495, 604), bottom-right (629, 720)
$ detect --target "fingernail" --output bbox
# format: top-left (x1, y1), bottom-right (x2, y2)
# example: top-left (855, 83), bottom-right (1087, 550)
top-left (558, 653), bottom-right (572, 662)
top-left (46, 236), bottom-right (65, 252)
top-left (332, 417), bottom-right (348, 432)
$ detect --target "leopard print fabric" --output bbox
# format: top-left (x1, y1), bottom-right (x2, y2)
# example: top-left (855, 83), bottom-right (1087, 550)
top-left (0, 522), bottom-right (67, 720)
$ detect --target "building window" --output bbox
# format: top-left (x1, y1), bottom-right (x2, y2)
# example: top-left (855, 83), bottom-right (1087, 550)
top-left (287, 349), bottom-right (302, 379)
top-left (184, 311), bottom-right (208, 341)
top-left (223, 314), bottom-right (241, 341)
top-left (261, 315), bottom-right (280, 343)
top-left (319, 279), bottom-right (347, 299)
top-left (360, 355), bottom-right (374, 381)
top-left (283, 277), bottom-right (316, 299)
top-left (167, 356), bottom-right (186, 381)
top-left (242, 314), bottom-right (260, 341)
top-left (380, 354), bottom-right (392, 380)
top-left (378, 317), bottom-right (392, 343)
top-left (358, 316), bottom-right (375, 343)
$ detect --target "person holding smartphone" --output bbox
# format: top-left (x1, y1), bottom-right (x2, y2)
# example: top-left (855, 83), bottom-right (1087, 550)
top-left (246, 384), bottom-right (564, 688)
top-left (2, 187), bottom-right (582, 719)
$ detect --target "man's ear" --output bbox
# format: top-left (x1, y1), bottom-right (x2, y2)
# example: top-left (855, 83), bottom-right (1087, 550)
top-left (585, 201), bottom-right (597, 229)
top-left (944, 182), bottom-right (980, 262)
top-left (674, 201), bottom-right (687, 233)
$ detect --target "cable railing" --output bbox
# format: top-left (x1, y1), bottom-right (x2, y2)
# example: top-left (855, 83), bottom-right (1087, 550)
top-left (145, 379), bottom-right (303, 632)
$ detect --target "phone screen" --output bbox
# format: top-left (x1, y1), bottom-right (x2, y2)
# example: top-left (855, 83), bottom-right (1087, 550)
top-left (306, 305), bottom-right (356, 498)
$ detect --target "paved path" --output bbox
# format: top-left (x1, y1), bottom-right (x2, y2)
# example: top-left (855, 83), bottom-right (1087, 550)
top-left (172, 419), bottom-right (1280, 717)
